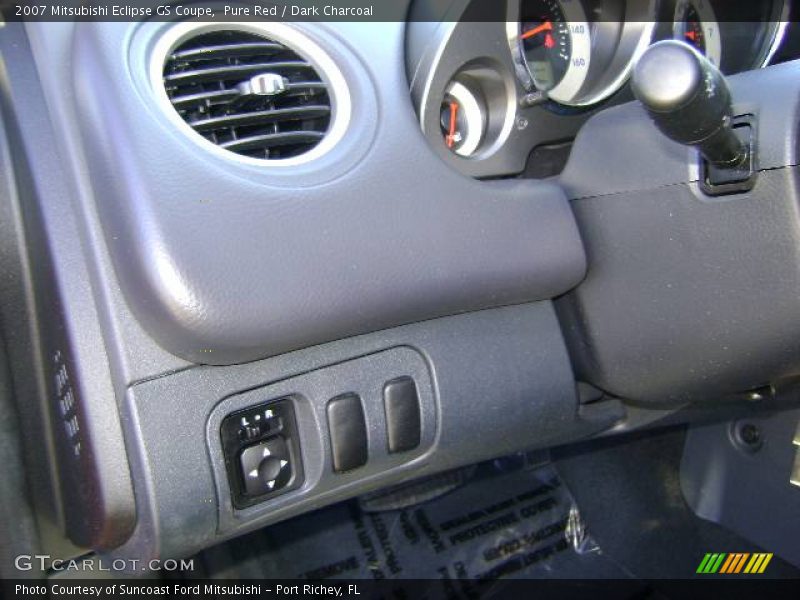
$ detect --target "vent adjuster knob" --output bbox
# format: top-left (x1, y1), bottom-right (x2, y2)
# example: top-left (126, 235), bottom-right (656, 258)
top-left (237, 73), bottom-right (289, 97)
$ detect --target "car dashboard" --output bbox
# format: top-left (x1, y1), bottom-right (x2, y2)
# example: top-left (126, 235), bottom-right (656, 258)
top-left (0, 0), bottom-right (799, 577)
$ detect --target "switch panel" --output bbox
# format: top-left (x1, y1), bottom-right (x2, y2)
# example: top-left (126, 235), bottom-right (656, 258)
top-left (221, 398), bottom-right (303, 509)
top-left (383, 377), bottom-right (421, 453)
top-left (327, 393), bottom-right (368, 472)
top-left (208, 346), bottom-right (438, 528)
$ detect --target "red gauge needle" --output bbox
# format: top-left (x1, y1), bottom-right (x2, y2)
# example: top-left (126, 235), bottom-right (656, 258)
top-left (685, 30), bottom-right (697, 41)
top-left (446, 101), bottom-right (459, 148)
top-left (520, 21), bottom-right (553, 40)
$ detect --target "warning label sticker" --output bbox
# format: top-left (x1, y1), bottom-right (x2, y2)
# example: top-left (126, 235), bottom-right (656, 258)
top-left (205, 460), bottom-right (628, 588)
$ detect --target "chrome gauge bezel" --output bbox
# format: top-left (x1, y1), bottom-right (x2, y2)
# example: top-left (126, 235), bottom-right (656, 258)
top-left (758, 0), bottom-right (790, 68)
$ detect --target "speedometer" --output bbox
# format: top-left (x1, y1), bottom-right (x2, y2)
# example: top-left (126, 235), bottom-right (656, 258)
top-left (518, 0), bottom-right (591, 105)
top-left (511, 0), bottom-right (655, 107)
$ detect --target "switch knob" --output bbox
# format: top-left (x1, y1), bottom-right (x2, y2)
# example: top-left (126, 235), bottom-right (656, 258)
top-left (240, 436), bottom-right (292, 496)
top-left (632, 40), bottom-right (746, 168)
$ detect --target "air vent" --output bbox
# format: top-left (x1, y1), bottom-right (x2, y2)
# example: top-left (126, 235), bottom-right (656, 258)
top-left (162, 29), bottom-right (333, 161)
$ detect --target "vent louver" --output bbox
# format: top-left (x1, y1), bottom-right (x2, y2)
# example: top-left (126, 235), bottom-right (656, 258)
top-left (162, 29), bottom-right (332, 161)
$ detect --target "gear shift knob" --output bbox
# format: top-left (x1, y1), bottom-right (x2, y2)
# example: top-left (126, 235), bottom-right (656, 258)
top-left (632, 40), bottom-right (746, 168)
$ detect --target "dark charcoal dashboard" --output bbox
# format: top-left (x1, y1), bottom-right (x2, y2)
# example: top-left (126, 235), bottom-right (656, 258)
top-left (1, 0), bottom-right (800, 569)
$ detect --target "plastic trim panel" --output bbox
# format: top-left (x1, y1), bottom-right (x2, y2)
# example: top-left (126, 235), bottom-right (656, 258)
top-left (64, 19), bottom-right (586, 365)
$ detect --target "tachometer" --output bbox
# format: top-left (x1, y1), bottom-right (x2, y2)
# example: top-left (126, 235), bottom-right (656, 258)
top-left (673, 0), bottom-right (722, 67)
top-left (673, 0), bottom-right (789, 73)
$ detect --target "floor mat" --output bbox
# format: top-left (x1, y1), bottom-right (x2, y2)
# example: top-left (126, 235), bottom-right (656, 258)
top-left (553, 425), bottom-right (800, 580)
top-left (194, 455), bottom-right (633, 585)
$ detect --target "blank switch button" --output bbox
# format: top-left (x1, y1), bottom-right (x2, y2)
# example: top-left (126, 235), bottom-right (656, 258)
top-left (384, 377), bottom-right (421, 453)
top-left (327, 394), bottom-right (368, 472)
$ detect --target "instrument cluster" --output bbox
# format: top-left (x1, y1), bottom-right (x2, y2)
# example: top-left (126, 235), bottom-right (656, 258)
top-left (409, 0), bottom-right (791, 177)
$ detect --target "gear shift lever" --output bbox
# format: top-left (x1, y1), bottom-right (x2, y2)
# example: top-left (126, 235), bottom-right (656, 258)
top-left (632, 40), bottom-right (747, 169)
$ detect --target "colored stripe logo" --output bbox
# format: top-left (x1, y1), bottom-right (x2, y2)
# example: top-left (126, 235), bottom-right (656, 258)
top-left (696, 552), bottom-right (773, 574)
